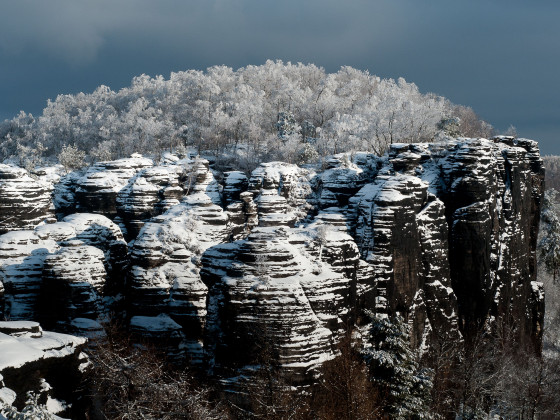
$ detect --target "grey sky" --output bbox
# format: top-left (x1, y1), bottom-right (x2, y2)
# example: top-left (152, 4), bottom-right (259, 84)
top-left (1, 0), bottom-right (559, 153)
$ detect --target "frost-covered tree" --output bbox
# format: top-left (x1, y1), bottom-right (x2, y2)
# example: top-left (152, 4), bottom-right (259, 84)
top-left (504, 124), bottom-right (518, 137)
top-left (16, 141), bottom-right (46, 172)
top-left (0, 61), bottom-right (491, 169)
top-left (362, 314), bottom-right (433, 419)
top-left (437, 117), bottom-right (461, 137)
top-left (58, 143), bottom-right (85, 173)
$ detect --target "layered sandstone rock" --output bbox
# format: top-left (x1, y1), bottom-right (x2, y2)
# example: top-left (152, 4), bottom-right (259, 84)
top-left (248, 161), bottom-right (316, 225)
top-left (128, 189), bottom-right (230, 364)
top-left (436, 137), bottom-right (545, 348)
top-left (0, 231), bottom-right (59, 320)
top-left (41, 243), bottom-right (107, 329)
top-left (0, 214), bottom-right (126, 324)
top-left (318, 155), bottom-right (370, 209)
top-left (123, 138), bottom-right (544, 381)
top-left (0, 137), bottom-right (544, 390)
top-left (75, 155), bottom-right (153, 218)
top-left (201, 226), bottom-right (341, 385)
top-left (347, 137), bottom-right (545, 348)
top-left (0, 165), bottom-right (55, 233)
top-left (0, 321), bottom-right (87, 413)
top-left (116, 164), bottom-right (187, 240)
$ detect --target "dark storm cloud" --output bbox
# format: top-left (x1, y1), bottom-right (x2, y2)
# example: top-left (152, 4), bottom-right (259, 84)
top-left (1, 0), bottom-right (559, 152)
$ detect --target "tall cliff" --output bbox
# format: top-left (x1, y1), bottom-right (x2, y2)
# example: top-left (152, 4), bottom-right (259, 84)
top-left (0, 136), bottom-right (545, 389)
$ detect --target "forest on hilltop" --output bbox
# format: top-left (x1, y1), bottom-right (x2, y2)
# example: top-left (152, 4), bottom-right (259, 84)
top-left (0, 60), bottom-right (494, 172)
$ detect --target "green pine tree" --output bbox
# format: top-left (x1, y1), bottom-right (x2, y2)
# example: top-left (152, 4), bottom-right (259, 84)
top-left (362, 314), bottom-right (433, 419)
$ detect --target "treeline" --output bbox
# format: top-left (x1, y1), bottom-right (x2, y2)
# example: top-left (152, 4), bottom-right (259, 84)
top-left (0, 61), bottom-right (493, 172)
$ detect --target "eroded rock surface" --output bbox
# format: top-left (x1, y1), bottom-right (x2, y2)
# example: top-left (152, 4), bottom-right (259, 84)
top-left (0, 321), bottom-right (87, 415)
top-left (75, 155), bottom-right (153, 218)
top-left (0, 165), bottom-right (55, 234)
top-left (0, 137), bottom-right (545, 389)
top-left (0, 214), bottom-right (127, 328)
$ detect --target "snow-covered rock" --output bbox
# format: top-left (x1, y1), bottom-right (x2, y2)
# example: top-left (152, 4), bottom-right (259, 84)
top-left (0, 321), bottom-right (86, 412)
top-left (75, 155), bottom-right (153, 218)
top-left (0, 214), bottom-right (126, 325)
top-left (248, 161), bottom-right (315, 225)
top-left (128, 191), bottom-right (230, 364)
top-left (202, 226), bottom-right (339, 385)
top-left (318, 154), bottom-right (370, 209)
top-left (41, 244), bottom-right (107, 328)
top-left (0, 231), bottom-right (59, 320)
top-left (223, 171), bottom-right (248, 206)
top-left (116, 164), bottom-right (186, 239)
top-left (0, 136), bottom-right (545, 390)
top-left (0, 165), bottom-right (55, 233)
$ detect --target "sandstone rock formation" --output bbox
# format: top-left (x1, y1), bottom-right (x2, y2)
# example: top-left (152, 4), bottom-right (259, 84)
top-left (0, 214), bottom-right (127, 328)
top-left (201, 223), bottom-right (362, 385)
top-left (116, 165), bottom-right (186, 239)
top-left (42, 243), bottom-right (107, 329)
top-left (0, 165), bottom-right (55, 234)
top-left (128, 163), bottom-right (229, 364)
top-left (75, 155), bottom-right (153, 218)
top-left (0, 321), bottom-right (87, 414)
top-left (0, 137), bottom-right (545, 390)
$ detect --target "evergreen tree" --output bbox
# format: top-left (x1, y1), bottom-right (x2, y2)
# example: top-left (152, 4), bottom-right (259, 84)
top-left (437, 117), bottom-right (461, 137)
top-left (362, 314), bottom-right (433, 419)
top-left (0, 392), bottom-right (56, 420)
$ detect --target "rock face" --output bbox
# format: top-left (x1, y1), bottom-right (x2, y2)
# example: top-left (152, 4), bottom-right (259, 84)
top-left (0, 165), bottom-right (55, 234)
top-left (0, 214), bottom-right (127, 329)
top-left (348, 171), bottom-right (459, 347)
top-left (437, 138), bottom-right (545, 349)
top-left (345, 138), bottom-right (544, 349)
top-left (0, 137), bottom-right (545, 389)
top-left (128, 163), bottom-right (229, 364)
top-left (42, 243), bottom-right (107, 328)
top-left (248, 161), bottom-right (316, 226)
top-left (201, 223), bottom-right (360, 385)
top-left (0, 231), bottom-right (59, 321)
top-left (75, 155), bottom-right (153, 218)
top-left (0, 321), bottom-right (87, 415)
top-left (116, 165), bottom-right (186, 239)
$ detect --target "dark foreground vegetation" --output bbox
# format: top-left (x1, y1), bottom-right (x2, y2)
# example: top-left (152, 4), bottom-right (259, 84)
top-left (79, 316), bottom-right (560, 420)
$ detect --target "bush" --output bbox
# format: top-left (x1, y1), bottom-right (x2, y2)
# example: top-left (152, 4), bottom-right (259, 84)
top-left (85, 324), bottom-right (227, 420)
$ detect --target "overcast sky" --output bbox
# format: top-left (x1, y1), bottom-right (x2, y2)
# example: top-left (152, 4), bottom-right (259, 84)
top-left (1, 0), bottom-right (559, 153)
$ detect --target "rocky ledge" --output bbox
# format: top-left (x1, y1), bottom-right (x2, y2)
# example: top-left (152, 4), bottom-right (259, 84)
top-left (0, 321), bottom-right (87, 417)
